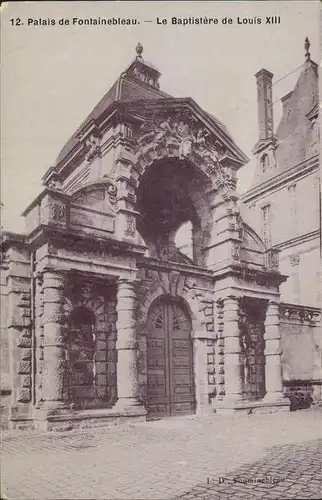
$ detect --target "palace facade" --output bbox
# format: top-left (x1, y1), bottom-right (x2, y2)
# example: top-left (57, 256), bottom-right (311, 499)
top-left (0, 41), bottom-right (320, 430)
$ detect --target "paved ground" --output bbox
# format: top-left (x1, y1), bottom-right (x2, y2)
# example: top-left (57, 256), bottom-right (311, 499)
top-left (178, 439), bottom-right (322, 499)
top-left (1, 409), bottom-right (321, 500)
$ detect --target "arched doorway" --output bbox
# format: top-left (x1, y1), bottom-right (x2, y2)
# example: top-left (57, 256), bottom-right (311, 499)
top-left (146, 297), bottom-right (195, 419)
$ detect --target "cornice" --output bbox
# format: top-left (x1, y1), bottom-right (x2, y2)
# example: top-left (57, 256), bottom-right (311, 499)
top-left (212, 263), bottom-right (287, 287)
top-left (273, 230), bottom-right (320, 251)
top-left (21, 187), bottom-right (70, 217)
top-left (137, 255), bottom-right (213, 279)
top-left (241, 155), bottom-right (319, 203)
top-left (1, 231), bottom-right (27, 250)
top-left (24, 224), bottom-right (146, 257)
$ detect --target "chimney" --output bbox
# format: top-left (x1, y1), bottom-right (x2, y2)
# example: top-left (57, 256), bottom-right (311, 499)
top-left (255, 68), bottom-right (274, 140)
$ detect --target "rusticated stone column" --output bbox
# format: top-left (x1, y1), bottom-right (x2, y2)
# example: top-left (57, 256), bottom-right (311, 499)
top-left (41, 271), bottom-right (67, 409)
top-left (222, 296), bottom-right (243, 403)
top-left (263, 300), bottom-right (285, 402)
top-left (114, 279), bottom-right (143, 413)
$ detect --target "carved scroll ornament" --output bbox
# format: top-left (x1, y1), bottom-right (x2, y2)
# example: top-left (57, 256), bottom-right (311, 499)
top-left (136, 115), bottom-right (233, 186)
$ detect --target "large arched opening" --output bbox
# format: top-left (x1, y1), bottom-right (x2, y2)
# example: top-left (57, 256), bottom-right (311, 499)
top-left (136, 158), bottom-right (212, 266)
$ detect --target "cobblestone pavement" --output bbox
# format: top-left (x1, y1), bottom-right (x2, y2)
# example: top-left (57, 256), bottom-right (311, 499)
top-left (177, 439), bottom-right (322, 500)
top-left (1, 409), bottom-right (321, 500)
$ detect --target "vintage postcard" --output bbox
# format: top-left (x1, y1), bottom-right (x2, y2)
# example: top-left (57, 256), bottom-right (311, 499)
top-left (1, 1), bottom-right (321, 499)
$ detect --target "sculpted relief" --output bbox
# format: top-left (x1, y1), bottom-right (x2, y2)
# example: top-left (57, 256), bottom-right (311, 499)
top-left (135, 114), bottom-right (233, 188)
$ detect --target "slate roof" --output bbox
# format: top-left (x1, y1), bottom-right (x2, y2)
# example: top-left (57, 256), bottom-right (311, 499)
top-left (274, 60), bottom-right (318, 171)
top-left (250, 58), bottom-right (318, 188)
top-left (55, 72), bottom-right (171, 165)
top-left (55, 54), bottom-right (235, 166)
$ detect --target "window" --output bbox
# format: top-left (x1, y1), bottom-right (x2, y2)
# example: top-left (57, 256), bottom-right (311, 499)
top-left (261, 205), bottom-right (271, 247)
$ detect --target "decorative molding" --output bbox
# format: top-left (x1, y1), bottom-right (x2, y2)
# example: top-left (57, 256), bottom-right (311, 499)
top-left (47, 179), bottom-right (63, 191)
top-left (287, 181), bottom-right (297, 192)
top-left (272, 229), bottom-right (320, 251)
top-left (265, 248), bottom-right (279, 270)
top-left (107, 183), bottom-right (117, 205)
top-left (134, 113), bottom-right (234, 190)
top-left (85, 135), bottom-right (101, 162)
top-left (280, 303), bottom-right (321, 323)
top-left (50, 203), bottom-right (67, 223)
top-left (241, 156), bottom-right (319, 204)
top-left (290, 253), bottom-right (300, 267)
top-left (229, 265), bottom-right (286, 288)
top-left (124, 215), bottom-right (136, 237)
top-left (231, 243), bottom-right (241, 261)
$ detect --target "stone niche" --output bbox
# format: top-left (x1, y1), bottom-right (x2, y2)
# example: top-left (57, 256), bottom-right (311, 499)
top-left (239, 298), bottom-right (266, 401)
top-left (38, 278), bottom-right (118, 411)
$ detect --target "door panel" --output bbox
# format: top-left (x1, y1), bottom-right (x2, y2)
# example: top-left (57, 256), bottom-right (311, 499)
top-left (147, 299), bottom-right (195, 419)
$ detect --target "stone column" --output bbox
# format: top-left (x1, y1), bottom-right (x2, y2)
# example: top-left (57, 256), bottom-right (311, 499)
top-left (222, 296), bottom-right (243, 403)
top-left (114, 279), bottom-right (144, 413)
top-left (263, 300), bottom-right (285, 402)
top-left (41, 271), bottom-right (67, 409)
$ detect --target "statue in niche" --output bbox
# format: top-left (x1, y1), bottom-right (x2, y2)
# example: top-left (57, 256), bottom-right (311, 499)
top-left (241, 331), bottom-right (251, 396)
top-left (239, 310), bottom-right (251, 395)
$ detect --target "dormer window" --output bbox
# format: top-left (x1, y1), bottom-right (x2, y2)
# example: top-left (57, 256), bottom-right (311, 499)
top-left (260, 154), bottom-right (269, 173)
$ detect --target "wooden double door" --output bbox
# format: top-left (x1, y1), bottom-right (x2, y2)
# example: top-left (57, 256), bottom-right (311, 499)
top-left (147, 298), bottom-right (195, 419)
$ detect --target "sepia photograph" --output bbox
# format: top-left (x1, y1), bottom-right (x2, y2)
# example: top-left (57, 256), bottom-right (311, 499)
top-left (0, 1), bottom-right (321, 499)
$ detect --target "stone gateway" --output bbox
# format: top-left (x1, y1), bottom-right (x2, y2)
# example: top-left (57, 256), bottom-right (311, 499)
top-left (0, 41), bottom-right (320, 431)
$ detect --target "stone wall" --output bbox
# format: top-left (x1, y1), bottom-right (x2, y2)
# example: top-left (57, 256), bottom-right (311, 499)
top-left (0, 263), bottom-right (9, 391)
top-left (243, 170), bottom-right (320, 308)
top-left (5, 246), bottom-right (32, 428)
top-left (279, 242), bottom-right (320, 307)
top-left (281, 310), bottom-right (321, 405)
top-left (0, 262), bottom-right (10, 429)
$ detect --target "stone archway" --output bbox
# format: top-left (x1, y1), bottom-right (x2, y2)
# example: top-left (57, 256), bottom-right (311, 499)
top-left (146, 296), bottom-right (195, 419)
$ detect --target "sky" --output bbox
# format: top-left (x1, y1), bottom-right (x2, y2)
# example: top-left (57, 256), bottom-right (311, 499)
top-left (1, 1), bottom-right (320, 232)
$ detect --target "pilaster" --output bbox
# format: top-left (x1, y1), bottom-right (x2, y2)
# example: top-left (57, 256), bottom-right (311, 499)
top-left (6, 245), bottom-right (33, 429)
top-left (222, 296), bottom-right (243, 402)
top-left (193, 335), bottom-right (213, 416)
top-left (264, 300), bottom-right (288, 405)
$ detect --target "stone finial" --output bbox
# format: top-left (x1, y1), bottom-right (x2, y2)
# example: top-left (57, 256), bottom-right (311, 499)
top-left (304, 37), bottom-right (311, 62)
top-left (136, 42), bottom-right (143, 58)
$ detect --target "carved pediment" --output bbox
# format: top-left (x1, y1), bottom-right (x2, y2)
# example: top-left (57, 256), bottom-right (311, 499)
top-left (124, 100), bottom-right (249, 190)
